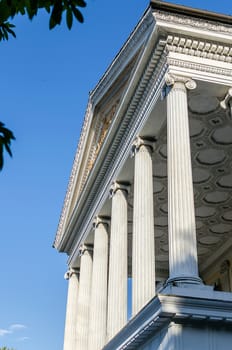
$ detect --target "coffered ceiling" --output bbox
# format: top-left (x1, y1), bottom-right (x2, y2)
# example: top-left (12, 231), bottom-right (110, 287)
top-left (123, 81), bottom-right (232, 279)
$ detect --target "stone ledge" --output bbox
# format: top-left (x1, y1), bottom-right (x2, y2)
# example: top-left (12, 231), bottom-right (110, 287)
top-left (103, 288), bottom-right (232, 350)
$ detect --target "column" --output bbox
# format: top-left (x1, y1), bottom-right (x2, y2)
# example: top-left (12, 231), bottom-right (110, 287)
top-left (166, 73), bottom-right (201, 285)
top-left (132, 137), bottom-right (155, 316)
top-left (76, 245), bottom-right (93, 350)
top-left (88, 217), bottom-right (109, 350)
top-left (107, 182), bottom-right (129, 340)
top-left (63, 268), bottom-right (79, 350)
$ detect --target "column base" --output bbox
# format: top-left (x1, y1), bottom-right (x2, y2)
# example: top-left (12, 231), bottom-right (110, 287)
top-left (166, 275), bottom-right (203, 288)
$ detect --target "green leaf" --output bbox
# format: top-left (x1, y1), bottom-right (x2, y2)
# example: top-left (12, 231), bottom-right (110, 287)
top-left (0, 121), bottom-right (15, 170)
top-left (2, 26), bottom-right (9, 39)
top-left (49, 0), bottom-right (63, 29)
top-left (3, 21), bottom-right (16, 38)
top-left (4, 142), bottom-right (13, 156)
top-left (18, 7), bottom-right (26, 15)
top-left (44, 4), bottom-right (51, 13)
top-left (6, 26), bottom-right (16, 37)
top-left (0, 0), bottom-right (12, 22)
top-left (71, 5), bottom-right (83, 23)
top-left (75, 0), bottom-right (86, 8)
top-left (0, 147), bottom-right (4, 170)
top-left (66, 7), bottom-right (73, 29)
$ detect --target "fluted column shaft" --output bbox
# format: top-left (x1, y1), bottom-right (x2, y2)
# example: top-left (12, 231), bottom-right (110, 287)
top-left (132, 138), bottom-right (155, 316)
top-left (107, 183), bottom-right (128, 340)
top-left (63, 269), bottom-right (79, 350)
top-left (88, 219), bottom-right (109, 350)
top-left (166, 74), bottom-right (201, 284)
top-left (76, 245), bottom-right (93, 350)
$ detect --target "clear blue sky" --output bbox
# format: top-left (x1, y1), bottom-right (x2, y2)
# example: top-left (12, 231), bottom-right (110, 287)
top-left (0, 1), bottom-right (231, 349)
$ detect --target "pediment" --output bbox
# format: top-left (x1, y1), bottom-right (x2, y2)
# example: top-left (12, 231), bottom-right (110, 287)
top-left (79, 51), bottom-right (142, 196)
top-left (67, 49), bottom-right (143, 220)
top-left (54, 9), bottom-right (155, 248)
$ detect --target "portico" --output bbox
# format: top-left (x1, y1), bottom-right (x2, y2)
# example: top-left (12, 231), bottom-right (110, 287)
top-left (54, 1), bottom-right (232, 349)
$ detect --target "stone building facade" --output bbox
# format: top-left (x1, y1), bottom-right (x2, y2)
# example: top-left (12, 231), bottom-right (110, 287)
top-left (54, 1), bottom-right (232, 349)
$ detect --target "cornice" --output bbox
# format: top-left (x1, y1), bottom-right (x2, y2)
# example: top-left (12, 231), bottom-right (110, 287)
top-left (53, 98), bottom-right (93, 249)
top-left (151, 0), bottom-right (232, 26)
top-left (65, 36), bottom-right (168, 259)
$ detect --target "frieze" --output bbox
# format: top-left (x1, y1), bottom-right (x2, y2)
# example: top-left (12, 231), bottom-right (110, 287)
top-left (167, 57), bottom-right (232, 78)
top-left (155, 11), bottom-right (232, 35)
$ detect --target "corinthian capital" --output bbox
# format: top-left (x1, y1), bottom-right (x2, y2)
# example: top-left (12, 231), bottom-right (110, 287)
top-left (165, 73), bottom-right (197, 90)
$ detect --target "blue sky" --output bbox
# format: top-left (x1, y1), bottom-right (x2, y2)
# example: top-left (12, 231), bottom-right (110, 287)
top-left (0, 1), bottom-right (231, 349)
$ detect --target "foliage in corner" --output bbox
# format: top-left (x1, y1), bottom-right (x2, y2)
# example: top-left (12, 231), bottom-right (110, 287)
top-left (0, 0), bottom-right (87, 41)
top-left (0, 1), bottom-right (87, 169)
top-left (0, 122), bottom-right (15, 170)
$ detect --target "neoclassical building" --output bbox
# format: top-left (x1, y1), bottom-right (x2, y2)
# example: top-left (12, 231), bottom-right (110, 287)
top-left (54, 1), bottom-right (232, 349)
